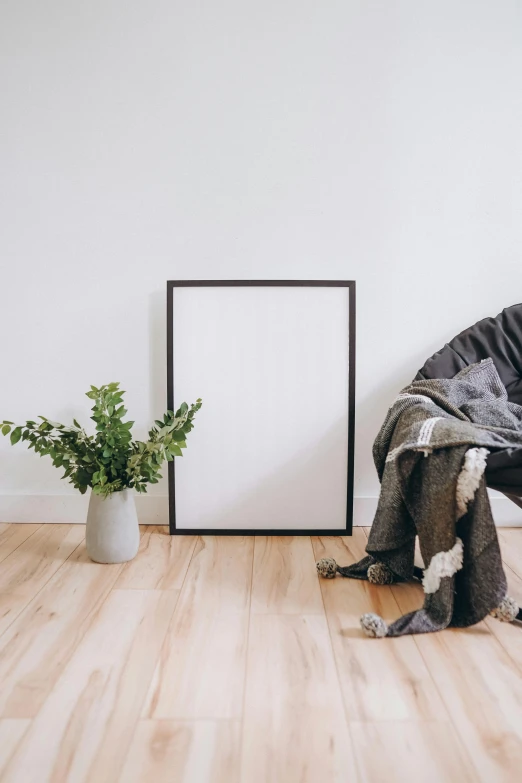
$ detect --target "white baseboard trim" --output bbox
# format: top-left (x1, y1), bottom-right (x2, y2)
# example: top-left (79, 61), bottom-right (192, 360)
top-left (0, 494), bottom-right (169, 525)
top-left (353, 495), bottom-right (522, 527)
top-left (0, 493), bottom-right (521, 527)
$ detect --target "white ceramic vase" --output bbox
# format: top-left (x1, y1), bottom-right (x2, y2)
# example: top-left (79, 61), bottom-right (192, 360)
top-left (85, 488), bottom-right (140, 564)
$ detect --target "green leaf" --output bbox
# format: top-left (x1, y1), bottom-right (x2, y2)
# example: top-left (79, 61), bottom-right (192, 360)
top-left (2, 424), bottom-right (11, 436)
top-left (122, 421), bottom-right (134, 429)
top-left (75, 468), bottom-right (91, 486)
top-left (169, 443), bottom-right (183, 457)
top-left (107, 406), bottom-right (114, 416)
top-left (10, 427), bottom-right (22, 445)
top-left (73, 419), bottom-right (81, 429)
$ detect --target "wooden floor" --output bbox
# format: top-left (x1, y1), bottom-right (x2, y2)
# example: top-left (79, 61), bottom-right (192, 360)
top-left (0, 525), bottom-right (522, 782)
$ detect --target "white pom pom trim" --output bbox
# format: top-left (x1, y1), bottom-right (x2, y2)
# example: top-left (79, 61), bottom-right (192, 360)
top-left (360, 613), bottom-right (388, 638)
top-left (490, 596), bottom-right (519, 623)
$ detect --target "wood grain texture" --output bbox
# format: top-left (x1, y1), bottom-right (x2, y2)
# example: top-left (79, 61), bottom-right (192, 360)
top-left (0, 543), bottom-right (122, 718)
top-left (0, 524), bottom-right (84, 637)
top-left (0, 720), bottom-right (30, 777)
top-left (312, 530), bottom-right (446, 721)
top-left (145, 536), bottom-right (254, 720)
top-left (351, 721), bottom-right (474, 783)
top-left (0, 524), bottom-right (40, 564)
top-left (251, 535), bottom-right (324, 614)
top-left (3, 589), bottom-right (178, 783)
top-left (393, 581), bottom-right (522, 781)
top-left (242, 614), bottom-right (357, 783)
top-left (115, 526), bottom-right (196, 590)
top-left (119, 720), bottom-right (241, 783)
top-left (1, 523), bottom-right (522, 782)
top-left (484, 561), bottom-right (522, 672)
top-left (498, 528), bottom-right (522, 579)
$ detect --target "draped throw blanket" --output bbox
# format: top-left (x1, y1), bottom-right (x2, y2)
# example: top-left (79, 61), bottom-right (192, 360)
top-left (317, 359), bottom-right (522, 637)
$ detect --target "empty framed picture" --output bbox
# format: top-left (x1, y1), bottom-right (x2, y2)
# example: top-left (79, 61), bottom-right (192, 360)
top-left (167, 280), bottom-right (355, 534)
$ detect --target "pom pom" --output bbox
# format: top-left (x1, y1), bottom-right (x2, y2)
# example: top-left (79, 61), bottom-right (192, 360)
top-left (490, 595), bottom-right (519, 623)
top-left (360, 612), bottom-right (388, 638)
top-left (367, 562), bottom-right (395, 585)
top-left (316, 558), bottom-right (338, 579)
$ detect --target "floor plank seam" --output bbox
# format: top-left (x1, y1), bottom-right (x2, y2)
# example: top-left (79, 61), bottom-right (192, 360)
top-left (237, 535), bottom-right (257, 783)
top-left (362, 526), bottom-right (479, 776)
top-left (2, 524), bottom-right (521, 782)
top-left (135, 534), bottom-right (202, 724)
top-left (0, 534), bottom-right (86, 643)
top-left (312, 536), bottom-right (363, 783)
top-left (483, 561), bottom-right (522, 677)
top-left (0, 524), bottom-right (42, 566)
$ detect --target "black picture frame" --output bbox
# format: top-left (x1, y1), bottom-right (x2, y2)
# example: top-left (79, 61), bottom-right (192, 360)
top-left (167, 280), bottom-right (356, 535)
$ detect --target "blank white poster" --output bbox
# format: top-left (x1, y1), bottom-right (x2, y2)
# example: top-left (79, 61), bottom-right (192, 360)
top-left (171, 285), bottom-right (351, 530)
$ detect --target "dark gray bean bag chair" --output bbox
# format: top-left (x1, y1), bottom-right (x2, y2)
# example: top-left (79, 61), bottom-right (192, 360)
top-left (415, 303), bottom-right (522, 505)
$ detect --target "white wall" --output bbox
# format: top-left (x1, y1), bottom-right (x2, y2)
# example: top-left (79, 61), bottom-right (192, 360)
top-left (1, 0), bottom-right (522, 524)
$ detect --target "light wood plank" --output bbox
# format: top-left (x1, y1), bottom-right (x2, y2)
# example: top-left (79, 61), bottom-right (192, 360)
top-left (145, 536), bottom-right (253, 720)
top-left (351, 721), bottom-right (474, 782)
top-left (498, 528), bottom-right (522, 579)
top-left (0, 543), bottom-right (122, 718)
top-left (115, 526), bottom-right (196, 590)
top-left (241, 614), bottom-right (358, 783)
top-left (119, 720), bottom-right (241, 783)
top-left (0, 524), bottom-right (84, 637)
top-left (0, 524), bottom-right (41, 564)
top-left (3, 589), bottom-right (178, 783)
top-left (312, 530), bottom-right (446, 721)
top-left (0, 523), bottom-right (521, 781)
top-left (0, 720), bottom-right (30, 778)
top-left (483, 562), bottom-right (522, 672)
top-left (393, 581), bottom-right (522, 781)
top-left (251, 535), bottom-right (324, 614)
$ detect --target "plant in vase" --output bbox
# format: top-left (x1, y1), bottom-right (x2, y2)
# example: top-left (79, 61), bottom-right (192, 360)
top-left (1, 383), bottom-right (202, 563)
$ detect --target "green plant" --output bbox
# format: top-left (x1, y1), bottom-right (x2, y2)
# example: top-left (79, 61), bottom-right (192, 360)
top-left (1, 383), bottom-right (202, 498)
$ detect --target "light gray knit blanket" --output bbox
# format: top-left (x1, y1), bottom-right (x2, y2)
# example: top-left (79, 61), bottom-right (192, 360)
top-left (332, 359), bottom-right (522, 637)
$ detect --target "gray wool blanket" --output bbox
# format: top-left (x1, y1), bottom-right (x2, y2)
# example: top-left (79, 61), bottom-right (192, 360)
top-left (320, 359), bottom-right (522, 637)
